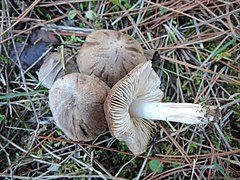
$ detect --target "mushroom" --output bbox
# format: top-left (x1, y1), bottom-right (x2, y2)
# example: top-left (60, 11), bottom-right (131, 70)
top-left (76, 30), bottom-right (147, 87)
top-left (104, 61), bottom-right (218, 155)
top-left (49, 73), bottom-right (110, 141)
top-left (38, 52), bottom-right (79, 89)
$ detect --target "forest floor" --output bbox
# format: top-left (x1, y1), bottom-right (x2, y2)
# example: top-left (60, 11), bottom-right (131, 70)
top-left (0, 0), bottom-right (240, 179)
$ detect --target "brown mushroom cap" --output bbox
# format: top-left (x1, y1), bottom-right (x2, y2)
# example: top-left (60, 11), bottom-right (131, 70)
top-left (38, 52), bottom-right (79, 88)
top-left (76, 30), bottom-right (147, 87)
top-left (49, 73), bottom-right (110, 141)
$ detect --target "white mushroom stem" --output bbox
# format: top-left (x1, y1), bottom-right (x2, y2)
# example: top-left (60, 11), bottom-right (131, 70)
top-left (129, 102), bottom-right (216, 124)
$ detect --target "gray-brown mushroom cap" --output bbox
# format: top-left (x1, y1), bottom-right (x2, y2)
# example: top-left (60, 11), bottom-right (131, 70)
top-left (76, 30), bottom-right (147, 87)
top-left (104, 61), bottom-right (164, 155)
top-left (38, 52), bottom-right (79, 89)
top-left (49, 73), bottom-right (110, 142)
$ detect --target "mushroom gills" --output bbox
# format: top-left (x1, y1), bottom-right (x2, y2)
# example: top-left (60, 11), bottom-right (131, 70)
top-left (129, 102), bottom-right (217, 124)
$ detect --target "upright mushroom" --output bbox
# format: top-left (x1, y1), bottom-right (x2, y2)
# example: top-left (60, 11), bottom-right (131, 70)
top-left (104, 61), bottom-right (218, 155)
top-left (49, 73), bottom-right (110, 141)
top-left (76, 30), bottom-right (147, 87)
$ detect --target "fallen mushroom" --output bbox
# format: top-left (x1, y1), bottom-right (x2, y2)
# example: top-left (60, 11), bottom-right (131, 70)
top-left (104, 61), bottom-right (218, 155)
top-left (76, 30), bottom-right (147, 87)
top-left (38, 51), bottom-right (79, 88)
top-left (49, 73), bottom-right (110, 141)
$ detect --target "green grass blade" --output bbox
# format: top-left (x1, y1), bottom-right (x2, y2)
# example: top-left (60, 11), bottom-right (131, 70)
top-left (0, 89), bottom-right (48, 100)
top-left (212, 35), bottom-right (240, 57)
